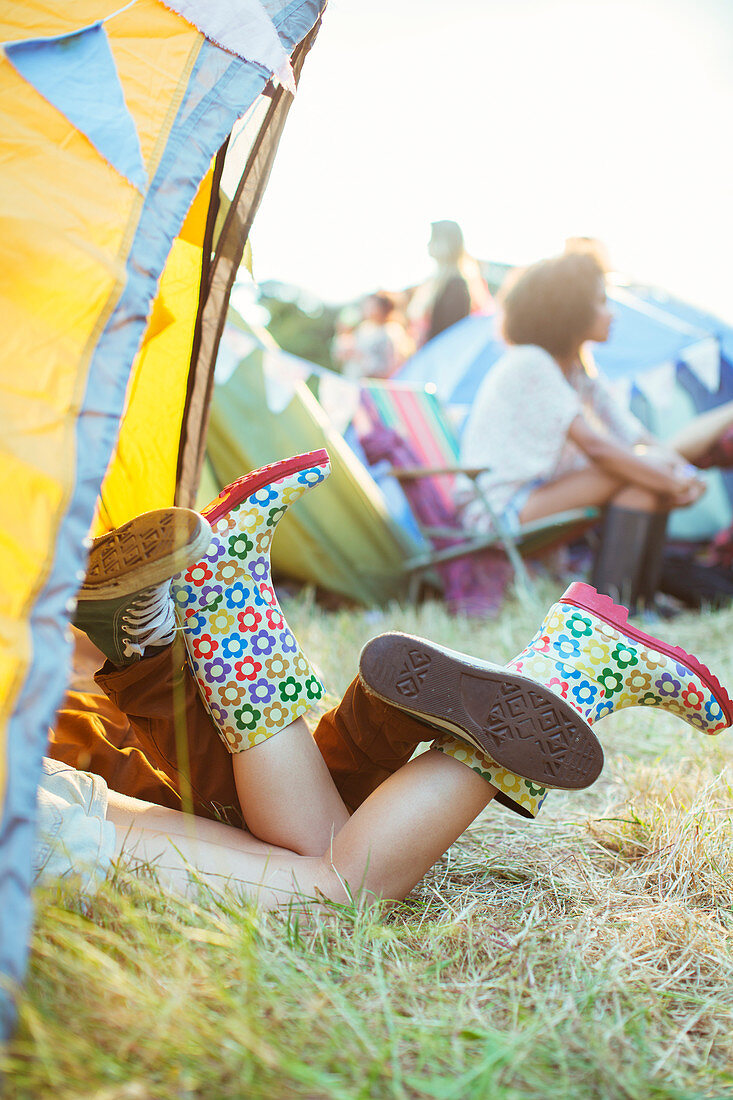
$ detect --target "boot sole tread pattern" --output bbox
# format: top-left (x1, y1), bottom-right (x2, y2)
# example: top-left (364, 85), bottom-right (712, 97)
top-left (360, 634), bottom-right (604, 790)
top-left (78, 511), bottom-right (212, 600)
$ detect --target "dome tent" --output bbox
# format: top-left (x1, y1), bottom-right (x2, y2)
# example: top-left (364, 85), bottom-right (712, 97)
top-left (0, 0), bottom-right (325, 1034)
top-left (202, 314), bottom-right (413, 605)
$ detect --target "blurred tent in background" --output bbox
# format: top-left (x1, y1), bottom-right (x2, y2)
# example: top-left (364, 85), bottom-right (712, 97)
top-left (0, 0), bottom-right (325, 1035)
top-left (200, 313), bottom-right (413, 604)
top-left (395, 280), bottom-right (733, 540)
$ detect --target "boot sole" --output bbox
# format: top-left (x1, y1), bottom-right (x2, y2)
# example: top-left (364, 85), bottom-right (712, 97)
top-left (562, 583), bottom-right (733, 727)
top-left (78, 510), bottom-right (213, 600)
top-left (359, 633), bottom-right (604, 790)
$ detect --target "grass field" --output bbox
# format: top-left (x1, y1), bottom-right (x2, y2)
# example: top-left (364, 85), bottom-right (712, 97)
top-left (4, 582), bottom-right (733, 1099)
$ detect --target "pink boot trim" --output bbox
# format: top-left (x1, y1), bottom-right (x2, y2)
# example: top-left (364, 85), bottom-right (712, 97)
top-left (561, 582), bottom-right (733, 727)
top-left (203, 449), bottom-right (330, 527)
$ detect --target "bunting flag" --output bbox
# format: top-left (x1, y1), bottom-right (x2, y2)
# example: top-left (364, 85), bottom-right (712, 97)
top-left (262, 347), bottom-right (310, 412)
top-left (631, 361), bottom-right (677, 411)
top-left (5, 23), bottom-right (147, 191)
top-left (215, 326), bottom-right (261, 384)
top-left (159, 0), bottom-right (296, 92)
top-left (317, 372), bottom-right (362, 434)
top-left (607, 375), bottom-right (633, 409)
top-left (680, 336), bottom-right (721, 393)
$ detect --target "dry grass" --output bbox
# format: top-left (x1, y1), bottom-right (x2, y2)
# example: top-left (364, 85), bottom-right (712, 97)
top-left (4, 581), bottom-right (733, 1098)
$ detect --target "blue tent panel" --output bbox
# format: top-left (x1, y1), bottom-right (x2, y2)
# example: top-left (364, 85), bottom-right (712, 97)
top-left (593, 291), bottom-right (708, 380)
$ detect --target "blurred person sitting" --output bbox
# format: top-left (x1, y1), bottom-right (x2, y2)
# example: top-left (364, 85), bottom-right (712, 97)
top-left (407, 220), bottom-right (493, 347)
top-left (337, 291), bottom-right (414, 381)
top-left (456, 246), bottom-right (733, 610)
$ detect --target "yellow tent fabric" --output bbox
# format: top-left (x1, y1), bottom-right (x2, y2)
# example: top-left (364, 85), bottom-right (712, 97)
top-left (0, 0), bottom-right (326, 1028)
top-left (0, 1), bottom-right (204, 798)
top-left (93, 168), bottom-right (214, 532)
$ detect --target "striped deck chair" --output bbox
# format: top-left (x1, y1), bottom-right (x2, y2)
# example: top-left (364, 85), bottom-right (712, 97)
top-left (355, 380), bottom-right (599, 611)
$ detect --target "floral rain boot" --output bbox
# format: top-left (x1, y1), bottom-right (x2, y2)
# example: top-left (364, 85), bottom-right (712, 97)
top-left (509, 582), bottom-right (733, 734)
top-left (359, 582), bottom-right (732, 820)
top-left (171, 450), bottom-right (330, 752)
top-left (440, 581), bottom-right (733, 819)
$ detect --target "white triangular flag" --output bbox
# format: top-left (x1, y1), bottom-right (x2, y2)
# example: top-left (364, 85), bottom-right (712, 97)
top-left (159, 0), bottom-right (296, 93)
top-left (318, 373), bottom-right (361, 433)
top-left (262, 349), bottom-right (309, 413)
top-left (633, 362), bottom-right (677, 410)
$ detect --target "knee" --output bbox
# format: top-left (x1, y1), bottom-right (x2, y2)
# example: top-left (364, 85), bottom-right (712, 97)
top-left (613, 485), bottom-right (666, 512)
top-left (311, 854), bottom-right (354, 905)
top-left (584, 461), bottom-right (623, 501)
top-left (247, 823), bottom-right (329, 858)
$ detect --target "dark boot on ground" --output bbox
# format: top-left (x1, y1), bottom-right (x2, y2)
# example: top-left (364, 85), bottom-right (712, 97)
top-left (635, 511), bottom-right (671, 614)
top-left (591, 505), bottom-right (657, 610)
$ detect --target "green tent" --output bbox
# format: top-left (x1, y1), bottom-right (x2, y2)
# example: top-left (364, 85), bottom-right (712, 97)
top-left (201, 332), bottom-right (413, 606)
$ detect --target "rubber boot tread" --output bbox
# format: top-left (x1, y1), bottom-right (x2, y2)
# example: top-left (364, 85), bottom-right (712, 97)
top-left (79, 510), bottom-right (212, 599)
top-left (360, 634), bottom-right (604, 789)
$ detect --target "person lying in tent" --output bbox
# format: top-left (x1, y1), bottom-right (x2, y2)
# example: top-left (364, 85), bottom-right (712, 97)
top-left (458, 245), bottom-right (733, 611)
top-left (40, 451), bottom-right (733, 905)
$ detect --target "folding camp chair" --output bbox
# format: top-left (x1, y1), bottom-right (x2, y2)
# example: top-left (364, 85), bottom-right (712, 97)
top-left (355, 379), bottom-right (600, 609)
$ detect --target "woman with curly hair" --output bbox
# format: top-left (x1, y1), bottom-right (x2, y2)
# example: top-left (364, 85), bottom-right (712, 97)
top-left (458, 248), bottom-right (722, 608)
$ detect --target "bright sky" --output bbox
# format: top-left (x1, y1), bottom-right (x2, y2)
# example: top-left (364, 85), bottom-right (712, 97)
top-left (249, 0), bottom-right (733, 321)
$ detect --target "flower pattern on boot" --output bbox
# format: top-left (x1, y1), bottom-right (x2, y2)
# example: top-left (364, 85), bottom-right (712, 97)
top-left (437, 584), bottom-right (731, 821)
top-left (510, 602), bottom-right (728, 734)
top-left (434, 733), bottom-right (550, 819)
top-left (171, 458), bottom-right (329, 752)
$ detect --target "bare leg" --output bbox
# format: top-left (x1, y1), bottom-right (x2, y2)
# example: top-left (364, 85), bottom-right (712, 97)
top-left (232, 717), bottom-right (350, 856)
top-left (233, 723), bottom-right (495, 897)
top-left (519, 464), bottom-right (666, 525)
top-left (107, 751), bottom-right (496, 908)
top-left (670, 400), bottom-right (733, 463)
top-left (326, 750), bottom-right (495, 901)
top-left (519, 465), bottom-right (621, 524)
top-left (106, 790), bottom-right (334, 908)
top-left (611, 485), bottom-right (665, 511)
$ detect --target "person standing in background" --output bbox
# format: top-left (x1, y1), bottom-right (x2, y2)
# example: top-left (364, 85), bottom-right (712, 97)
top-left (407, 220), bottom-right (493, 347)
top-left (335, 291), bottom-right (414, 380)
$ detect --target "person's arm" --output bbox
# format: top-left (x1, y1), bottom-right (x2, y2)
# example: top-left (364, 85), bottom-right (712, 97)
top-left (567, 414), bottom-right (706, 505)
top-left (585, 366), bottom-right (707, 475)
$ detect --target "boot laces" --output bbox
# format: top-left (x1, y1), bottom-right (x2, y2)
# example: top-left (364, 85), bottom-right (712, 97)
top-left (121, 581), bottom-right (177, 659)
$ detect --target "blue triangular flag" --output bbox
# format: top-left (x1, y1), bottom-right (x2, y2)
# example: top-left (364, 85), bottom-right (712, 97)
top-left (6, 23), bottom-right (147, 192)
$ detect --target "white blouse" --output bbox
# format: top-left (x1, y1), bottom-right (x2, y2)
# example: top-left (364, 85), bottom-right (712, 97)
top-left (458, 344), bottom-right (645, 522)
